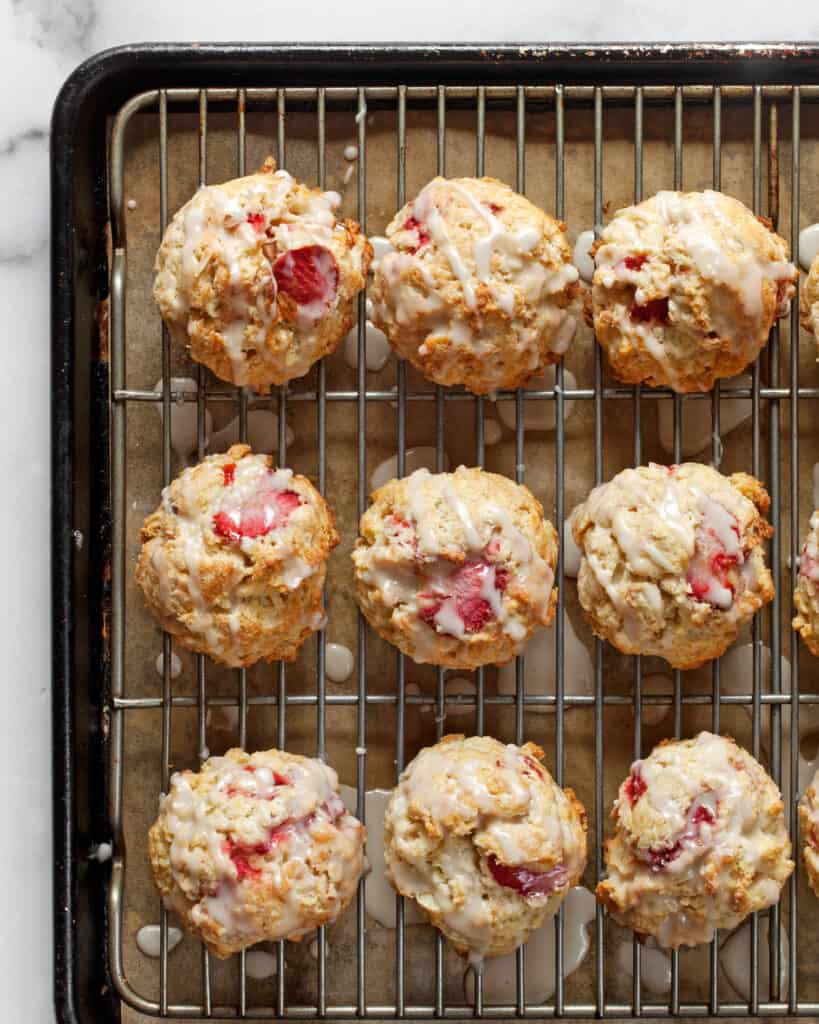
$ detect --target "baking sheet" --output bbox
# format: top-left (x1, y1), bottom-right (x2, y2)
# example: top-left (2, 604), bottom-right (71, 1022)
top-left (112, 89), bottom-right (819, 1020)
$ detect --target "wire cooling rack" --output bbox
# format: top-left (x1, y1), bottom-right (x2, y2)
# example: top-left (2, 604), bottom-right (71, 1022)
top-left (105, 69), bottom-right (817, 1019)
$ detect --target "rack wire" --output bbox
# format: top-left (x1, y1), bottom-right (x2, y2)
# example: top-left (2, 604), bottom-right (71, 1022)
top-left (108, 79), bottom-right (813, 1019)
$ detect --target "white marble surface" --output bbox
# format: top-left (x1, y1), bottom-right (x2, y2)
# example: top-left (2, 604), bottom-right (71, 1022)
top-left (3, 1), bottom-right (818, 1019)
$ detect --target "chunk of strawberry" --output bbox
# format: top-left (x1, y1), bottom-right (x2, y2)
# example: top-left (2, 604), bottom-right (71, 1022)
top-left (800, 553), bottom-right (819, 580)
top-left (222, 462), bottom-right (236, 486)
top-left (624, 254), bottom-right (648, 271)
top-left (484, 202), bottom-right (504, 215)
top-left (273, 245), bottom-right (339, 311)
top-left (213, 477), bottom-right (301, 542)
top-left (418, 560), bottom-right (507, 636)
top-left (623, 767), bottom-right (647, 806)
top-left (402, 215), bottom-right (431, 253)
top-left (246, 212), bottom-right (265, 234)
top-left (487, 855), bottom-right (568, 897)
top-left (630, 297), bottom-right (669, 323)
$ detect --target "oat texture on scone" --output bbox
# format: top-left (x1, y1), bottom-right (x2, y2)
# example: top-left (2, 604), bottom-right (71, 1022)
top-left (148, 747), bottom-right (366, 958)
top-left (572, 462), bottom-right (774, 670)
top-left (352, 465), bottom-right (558, 669)
top-left (596, 732), bottom-right (792, 949)
top-left (136, 444), bottom-right (338, 667)
top-left (153, 157), bottom-right (372, 392)
top-left (590, 189), bottom-right (796, 392)
top-left (800, 252), bottom-right (819, 354)
top-left (383, 734), bottom-right (587, 958)
top-left (798, 767), bottom-right (819, 898)
top-left (793, 511), bottom-right (819, 656)
top-left (369, 176), bottom-right (580, 394)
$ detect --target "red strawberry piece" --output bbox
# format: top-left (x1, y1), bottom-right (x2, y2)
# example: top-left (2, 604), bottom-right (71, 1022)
top-left (623, 768), bottom-right (647, 806)
top-left (487, 855), bottom-right (568, 897)
top-left (225, 839), bottom-right (263, 881)
top-left (213, 476), bottom-right (301, 542)
top-left (494, 566), bottom-right (510, 592)
top-left (624, 254), bottom-right (648, 271)
top-left (222, 462), bottom-right (236, 486)
top-left (485, 202), bottom-right (504, 215)
top-left (524, 755), bottom-right (545, 779)
top-left (630, 297), bottom-right (669, 323)
top-left (418, 560), bottom-right (507, 635)
top-left (246, 212), bottom-right (265, 234)
top-left (273, 245), bottom-right (339, 311)
top-left (647, 840), bottom-right (683, 871)
top-left (800, 553), bottom-right (819, 579)
top-left (402, 216), bottom-right (431, 253)
top-left (646, 799), bottom-right (717, 872)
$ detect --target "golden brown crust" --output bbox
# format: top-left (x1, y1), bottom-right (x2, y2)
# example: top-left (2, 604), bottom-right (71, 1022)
top-left (573, 463), bottom-right (775, 670)
top-left (383, 735), bottom-right (588, 957)
top-left (136, 445), bottom-right (338, 667)
top-left (591, 190), bottom-right (796, 393)
top-left (153, 159), bottom-right (372, 392)
top-left (369, 176), bottom-right (579, 394)
top-left (147, 748), bottom-right (365, 957)
top-left (352, 466), bottom-right (558, 669)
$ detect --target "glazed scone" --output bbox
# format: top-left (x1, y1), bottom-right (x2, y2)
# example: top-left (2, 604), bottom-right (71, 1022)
top-left (597, 732), bottom-right (792, 948)
top-left (352, 466), bottom-right (558, 669)
top-left (148, 748), bottom-right (365, 957)
top-left (793, 512), bottom-right (819, 656)
top-left (154, 157), bottom-right (372, 392)
top-left (572, 462), bottom-right (774, 670)
top-left (136, 444), bottom-right (338, 667)
top-left (798, 768), bottom-right (819, 897)
top-left (799, 253), bottom-right (819, 351)
top-left (369, 176), bottom-right (579, 394)
top-left (383, 734), bottom-right (587, 958)
top-left (591, 190), bottom-right (796, 392)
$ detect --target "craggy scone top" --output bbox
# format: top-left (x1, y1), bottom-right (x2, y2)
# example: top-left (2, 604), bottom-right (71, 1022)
top-left (793, 511), bottom-right (819, 657)
top-left (352, 466), bottom-right (558, 669)
top-left (573, 462), bottom-right (774, 669)
top-left (597, 732), bottom-right (792, 949)
top-left (136, 444), bottom-right (338, 667)
top-left (154, 158), bottom-right (371, 391)
top-left (384, 734), bottom-right (587, 958)
top-left (148, 748), bottom-right (366, 958)
top-left (370, 176), bottom-right (579, 394)
top-left (591, 189), bottom-right (795, 392)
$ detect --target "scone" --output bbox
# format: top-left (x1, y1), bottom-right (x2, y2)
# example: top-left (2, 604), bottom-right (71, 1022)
top-left (590, 190), bottom-right (796, 392)
top-left (798, 768), bottom-right (819, 897)
top-left (153, 157), bottom-right (372, 392)
top-left (793, 512), bottom-right (819, 656)
top-left (596, 732), bottom-right (792, 948)
top-left (136, 444), bottom-right (338, 667)
top-left (352, 466), bottom-right (558, 669)
top-left (148, 748), bottom-right (365, 957)
top-left (383, 734), bottom-right (587, 958)
top-left (572, 462), bottom-right (774, 670)
top-left (369, 176), bottom-right (579, 394)
top-left (800, 253), bottom-right (819, 352)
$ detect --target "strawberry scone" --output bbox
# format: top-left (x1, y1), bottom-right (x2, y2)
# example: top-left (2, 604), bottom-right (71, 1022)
top-left (793, 512), bottom-right (819, 656)
top-left (369, 176), bottom-right (579, 394)
top-left (352, 466), bottom-right (558, 669)
top-left (597, 732), bottom-right (792, 948)
top-left (136, 444), bottom-right (338, 667)
top-left (383, 734), bottom-right (587, 959)
top-left (572, 462), bottom-right (774, 670)
top-left (148, 747), bottom-right (365, 958)
top-left (590, 190), bottom-right (795, 392)
top-left (798, 768), bottom-right (819, 897)
top-left (799, 253), bottom-right (819, 354)
top-left (153, 157), bottom-right (372, 392)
